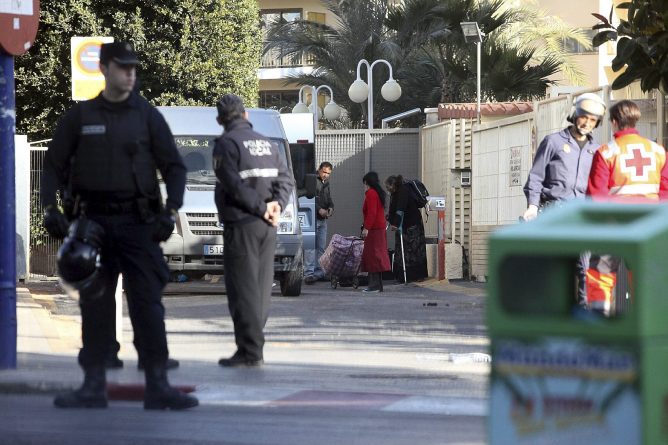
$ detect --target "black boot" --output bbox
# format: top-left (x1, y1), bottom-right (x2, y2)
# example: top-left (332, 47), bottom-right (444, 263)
top-left (138, 357), bottom-right (180, 371)
top-left (363, 273), bottom-right (381, 293)
top-left (54, 366), bottom-right (108, 408)
top-left (144, 363), bottom-right (199, 410)
top-left (104, 354), bottom-right (124, 369)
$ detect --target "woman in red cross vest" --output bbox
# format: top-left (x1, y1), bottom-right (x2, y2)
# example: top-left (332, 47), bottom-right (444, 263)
top-left (586, 100), bottom-right (668, 315)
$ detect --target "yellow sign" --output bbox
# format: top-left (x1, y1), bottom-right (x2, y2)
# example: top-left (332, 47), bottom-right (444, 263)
top-left (71, 36), bottom-right (113, 101)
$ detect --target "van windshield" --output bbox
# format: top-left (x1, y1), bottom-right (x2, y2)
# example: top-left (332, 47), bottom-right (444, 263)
top-left (172, 136), bottom-right (288, 185)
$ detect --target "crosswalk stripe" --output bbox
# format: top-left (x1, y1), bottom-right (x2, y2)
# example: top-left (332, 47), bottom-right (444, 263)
top-left (193, 384), bottom-right (487, 416)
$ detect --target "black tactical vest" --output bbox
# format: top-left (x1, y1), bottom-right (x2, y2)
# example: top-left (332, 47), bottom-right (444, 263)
top-left (70, 96), bottom-right (159, 200)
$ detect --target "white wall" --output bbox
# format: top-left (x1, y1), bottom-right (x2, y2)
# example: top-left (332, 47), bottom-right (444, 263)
top-left (473, 115), bottom-right (533, 226)
top-left (15, 135), bottom-right (30, 280)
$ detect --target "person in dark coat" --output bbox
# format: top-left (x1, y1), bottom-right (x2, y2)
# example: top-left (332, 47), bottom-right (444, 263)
top-left (304, 161), bottom-right (334, 284)
top-left (212, 94), bottom-right (294, 367)
top-left (360, 172), bottom-right (391, 293)
top-left (41, 41), bottom-right (197, 410)
top-left (385, 175), bottom-right (428, 283)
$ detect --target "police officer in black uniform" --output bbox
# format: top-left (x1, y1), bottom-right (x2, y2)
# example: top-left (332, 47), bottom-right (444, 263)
top-left (41, 42), bottom-right (198, 410)
top-left (213, 94), bottom-right (294, 367)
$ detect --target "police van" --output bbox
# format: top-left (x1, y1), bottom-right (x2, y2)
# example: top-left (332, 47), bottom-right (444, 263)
top-left (157, 107), bottom-right (312, 296)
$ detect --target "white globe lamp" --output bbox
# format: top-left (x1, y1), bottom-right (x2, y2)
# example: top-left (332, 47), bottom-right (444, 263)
top-left (292, 101), bottom-right (309, 113)
top-left (348, 79), bottom-right (369, 103)
top-left (323, 102), bottom-right (341, 120)
top-left (381, 79), bottom-right (402, 102)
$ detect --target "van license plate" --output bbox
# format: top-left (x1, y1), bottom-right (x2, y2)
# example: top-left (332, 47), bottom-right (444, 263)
top-left (203, 245), bottom-right (223, 255)
top-left (298, 214), bottom-right (306, 227)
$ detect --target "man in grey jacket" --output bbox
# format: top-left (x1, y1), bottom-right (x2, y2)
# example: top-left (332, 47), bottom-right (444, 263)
top-left (522, 92), bottom-right (607, 306)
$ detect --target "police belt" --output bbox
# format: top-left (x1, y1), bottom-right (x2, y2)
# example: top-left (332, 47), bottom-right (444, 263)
top-left (84, 200), bottom-right (138, 215)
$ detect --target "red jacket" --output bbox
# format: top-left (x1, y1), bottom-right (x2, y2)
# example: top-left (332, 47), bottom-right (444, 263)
top-left (363, 188), bottom-right (386, 230)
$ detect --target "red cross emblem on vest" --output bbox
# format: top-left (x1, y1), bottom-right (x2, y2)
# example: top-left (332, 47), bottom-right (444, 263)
top-left (621, 145), bottom-right (654, 180)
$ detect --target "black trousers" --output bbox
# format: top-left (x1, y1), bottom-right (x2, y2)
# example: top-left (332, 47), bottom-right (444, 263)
top-left (223, 218), bottom-right (275, 361)
top-left (78, 213), bottom-right (170, 368)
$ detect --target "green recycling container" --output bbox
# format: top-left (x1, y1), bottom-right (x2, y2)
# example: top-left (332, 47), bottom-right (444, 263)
top-left (487, 201), bottom-right (668, 445)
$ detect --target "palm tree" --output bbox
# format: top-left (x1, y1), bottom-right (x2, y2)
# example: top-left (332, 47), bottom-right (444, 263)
top-left (493, 0), bottom-right (590, 86)
top-left (264, 0), bottom-right (587, 127)
top-left (385, 0), bottom-right (582, 104)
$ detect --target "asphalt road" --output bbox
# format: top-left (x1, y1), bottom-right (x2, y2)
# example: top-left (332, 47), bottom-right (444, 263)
top-left (4, 278), bottom-right (489, 445)
top-left (0, 394), bottom-right (485, 445)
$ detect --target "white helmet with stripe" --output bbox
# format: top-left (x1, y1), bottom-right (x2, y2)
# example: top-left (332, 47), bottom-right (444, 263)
top-left (567, 93), bottom-right (607, 128)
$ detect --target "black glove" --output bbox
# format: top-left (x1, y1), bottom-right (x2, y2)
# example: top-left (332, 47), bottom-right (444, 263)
top-left (153, 208), bottom-right (176, 242)
top-left (43, 205), bottom-right (69, 239)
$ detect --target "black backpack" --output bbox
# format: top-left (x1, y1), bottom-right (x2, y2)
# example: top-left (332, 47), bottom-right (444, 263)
top-left (404, 179), bottom-right (429, 208)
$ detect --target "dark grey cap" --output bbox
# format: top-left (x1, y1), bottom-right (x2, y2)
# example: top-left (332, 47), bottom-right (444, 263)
top-left (216, 94), bottom-right (246, 122)
top-left (99, 42), bottom-right (139, 66)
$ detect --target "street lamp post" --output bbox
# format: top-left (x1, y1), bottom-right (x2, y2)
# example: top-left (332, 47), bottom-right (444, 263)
top-left (292, 85), bottom-right (341, 129)
top-left (348, 59), bottom-right (402, 130)
top-left (460, 22), bottom-right (485, 124)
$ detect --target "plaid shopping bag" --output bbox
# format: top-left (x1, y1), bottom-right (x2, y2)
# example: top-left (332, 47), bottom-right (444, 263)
top-left (319, 234), bottom-right (364, 277)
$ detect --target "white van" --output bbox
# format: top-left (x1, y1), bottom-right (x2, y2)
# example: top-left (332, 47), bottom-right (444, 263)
top-left (157, 107), bottom-right (308, 296)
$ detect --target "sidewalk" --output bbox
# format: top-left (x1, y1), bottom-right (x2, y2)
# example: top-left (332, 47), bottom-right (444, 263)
top-left (0, 279), bottom-right (490, 416)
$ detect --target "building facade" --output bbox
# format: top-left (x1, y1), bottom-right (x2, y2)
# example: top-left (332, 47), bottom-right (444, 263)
top-left (258, 0), bottom-right (334, 112)
top-left (534, 0), bottom-right (624, 97)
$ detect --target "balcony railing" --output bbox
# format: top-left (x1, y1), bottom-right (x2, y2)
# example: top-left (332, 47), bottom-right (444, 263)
top-left (261, 48), bottom-right (315, 68)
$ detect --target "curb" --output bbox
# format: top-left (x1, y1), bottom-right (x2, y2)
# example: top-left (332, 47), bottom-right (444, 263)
top-left (0, 381), bottom-right (196, 401)
top-left (0, 380), bottom-right (73, 395)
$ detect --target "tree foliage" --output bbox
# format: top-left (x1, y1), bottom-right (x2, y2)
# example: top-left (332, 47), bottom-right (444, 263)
top-left (264, 0), bottom-right (583, 127)
top-left (15, 0), bottom-right (261, 140)
top-left (385, 0), bottom-right (562, 104)
top-left (592, 0), bottom-right (668, 93)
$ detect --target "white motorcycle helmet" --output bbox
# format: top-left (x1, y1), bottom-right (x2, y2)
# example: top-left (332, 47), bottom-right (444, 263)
top-left (567, 93), bottom-right (607, 130)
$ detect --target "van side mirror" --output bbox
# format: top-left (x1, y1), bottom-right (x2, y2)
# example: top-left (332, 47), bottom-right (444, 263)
top-left (300, 173), bottom-right (318, 199)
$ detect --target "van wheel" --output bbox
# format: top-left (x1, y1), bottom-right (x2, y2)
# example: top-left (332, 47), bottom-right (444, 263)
top-left (280, 260), bottom-right (303, 297)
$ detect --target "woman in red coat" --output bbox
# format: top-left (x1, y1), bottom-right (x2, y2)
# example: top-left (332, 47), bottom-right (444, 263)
top-left (360, 171), bottom-right (391, 293)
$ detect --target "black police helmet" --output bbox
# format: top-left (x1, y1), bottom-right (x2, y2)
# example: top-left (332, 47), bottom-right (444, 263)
top-left (57, 218), bottom-right (106, 301)
top-left (67, 217), bottom-right (105, 248)
top-left (58, 239), bottom-right (98, 280)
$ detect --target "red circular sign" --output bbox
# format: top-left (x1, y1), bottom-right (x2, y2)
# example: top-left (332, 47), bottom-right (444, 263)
top-left (0, 0), bottom-right (40, 56)
top-left (75, 41), bottom-right (104, 74)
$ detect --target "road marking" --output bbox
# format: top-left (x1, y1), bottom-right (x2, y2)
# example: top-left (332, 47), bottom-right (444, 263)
top-left (193, 384), bottom-right (486, 416)
top-left (194, 384), bottom-right (296, 406)
top-left (267, 390), bottom-right (406, 409)
top-left (383, 395), bottom-right (487, 417)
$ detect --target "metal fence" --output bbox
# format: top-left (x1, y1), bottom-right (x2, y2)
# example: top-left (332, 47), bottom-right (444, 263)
top-left (25, 130), bottom-right (420, 279)
top-left (315, 128), bottom-right (420, 250)
top-left (28, 147), bottom-right (60, 279)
